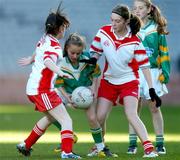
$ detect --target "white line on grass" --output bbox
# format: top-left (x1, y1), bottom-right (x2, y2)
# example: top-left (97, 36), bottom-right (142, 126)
top-left (0, 131), bottom-right (180, 143)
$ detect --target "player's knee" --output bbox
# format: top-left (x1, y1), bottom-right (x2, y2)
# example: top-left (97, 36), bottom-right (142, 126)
top-left (88, 115), bottom-right (98, 126)
top-left (88, 114), bottom-right (96, 122)
top-left (150, 106), bottom-right (159, 113)
top-left (97, 116), bottom-right (106, 126)
top-left (126, 110), bottom-right (136, 118)
top-left (126, 112), bottom-right (138, 122)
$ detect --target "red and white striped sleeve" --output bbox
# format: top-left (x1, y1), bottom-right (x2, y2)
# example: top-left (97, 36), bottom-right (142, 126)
top-left (90, 30), bottom-right (103, 55)
top-left (134, 42), bottom-right (150, 68)
top-left (43, 47), bottom-right (62, 64)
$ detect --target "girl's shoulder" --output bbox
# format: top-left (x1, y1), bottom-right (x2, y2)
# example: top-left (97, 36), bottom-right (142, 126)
top-left (142, 20), bottom-right (157, 31)
top-left (81, 51), bottom-right (91, 59)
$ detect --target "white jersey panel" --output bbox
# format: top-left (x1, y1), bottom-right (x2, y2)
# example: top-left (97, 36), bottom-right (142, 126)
top-left (90, 25), bottom-right (149, 85)
top-left (26, 34), bottom-right (63, 95)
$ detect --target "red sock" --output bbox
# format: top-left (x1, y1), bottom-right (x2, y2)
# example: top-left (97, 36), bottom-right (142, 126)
top-left (61, 130), bottom-right (73, 153)
top-left (143, 140), bottom-right (154, 154)
top-left (24, 124), bottom-right (45, 149)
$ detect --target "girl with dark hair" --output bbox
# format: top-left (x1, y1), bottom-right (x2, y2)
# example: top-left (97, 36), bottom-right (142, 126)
top-left (17, 6), bottom-right (81, 159)
top-left (88, 4), bottom-right (160, 158)
top-left (127, 0), bottom-right (170, 155)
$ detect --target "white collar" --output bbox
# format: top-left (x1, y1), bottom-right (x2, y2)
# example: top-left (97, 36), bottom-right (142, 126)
top-left (111, 26), bottom-right (131, 40)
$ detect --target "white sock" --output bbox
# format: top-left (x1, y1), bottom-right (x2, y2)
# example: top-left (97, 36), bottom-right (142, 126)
top-left (96, 143), bottom-right (105, 152)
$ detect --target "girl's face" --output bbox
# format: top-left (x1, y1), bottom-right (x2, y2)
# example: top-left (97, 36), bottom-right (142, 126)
top-left (111, 13), bottom-right (127, 34)
top-left (57, 25), bottom-right (66, 39)
top-left (132, 1), bottom-right (150, 20)
top-left (67, 44), bottom-right (83, 64)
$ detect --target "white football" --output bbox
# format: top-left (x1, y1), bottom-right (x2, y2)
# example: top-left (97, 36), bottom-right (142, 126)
top-left (71, 86), bottom-right (93, 109)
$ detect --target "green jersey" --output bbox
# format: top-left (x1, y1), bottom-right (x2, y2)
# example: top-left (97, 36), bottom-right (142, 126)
top-left (55, 51), bottom-right (101, 94)
top-left (138, 20), bottom-right (170, 83)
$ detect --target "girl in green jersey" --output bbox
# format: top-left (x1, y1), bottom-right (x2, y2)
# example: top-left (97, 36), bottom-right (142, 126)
top-left (54, 33), bottom-right (118, 158)
top-left (127, 0), bottom-right (170, 155)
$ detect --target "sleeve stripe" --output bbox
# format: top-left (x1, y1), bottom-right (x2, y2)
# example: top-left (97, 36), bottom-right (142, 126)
top-left (94, 36), bottom-right (101, 42)
top-left (43, 55), bottom-right (53, 61)
top-left (138, 58), bottom-right (149, 66)
top-left (161, 56), bottom-right (170, 63)
top-left (134, 50), bottom-right (146, 55)
top-left (44, 51), bottom-right (59, 58)
top-left (54, 47), bottom-right (61, 50)
top-left (159, 45), bottom-right (168, 53)
top-left (90, 44), bottom-right (103, 53)
top-left (55, 79), bottom-right (64, 85)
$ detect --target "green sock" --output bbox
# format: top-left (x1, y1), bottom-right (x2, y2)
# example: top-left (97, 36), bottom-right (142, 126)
top-left (156, 135), bottom-right (164, 147)
top-left (129, 134), bottom-right (137, 147)
top-left (53, 121), bottom-right (62, 130)
top-left (90, 128), bottom-right (103, 144)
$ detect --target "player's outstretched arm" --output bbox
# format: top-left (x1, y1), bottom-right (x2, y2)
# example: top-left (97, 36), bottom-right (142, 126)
top-left (18, 53), bottom-right (36, 66)
top-left (44, 59), bottom-right (72, 79)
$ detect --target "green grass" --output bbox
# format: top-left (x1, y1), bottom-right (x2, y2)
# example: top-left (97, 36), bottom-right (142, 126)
top-left (0, 105), bottom-right (180, 159)
top-left (1, 142), bottom-right (180, 160)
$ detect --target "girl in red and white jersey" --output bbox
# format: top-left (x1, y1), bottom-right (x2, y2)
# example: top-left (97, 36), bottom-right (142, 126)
top-left (87, 4), bottom-right (161, 158)
top-left (17, 5), bottom-right (81, 159)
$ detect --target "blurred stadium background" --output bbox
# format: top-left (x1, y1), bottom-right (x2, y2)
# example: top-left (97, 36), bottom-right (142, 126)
top-left (0, 0), bottom-right (180, 105)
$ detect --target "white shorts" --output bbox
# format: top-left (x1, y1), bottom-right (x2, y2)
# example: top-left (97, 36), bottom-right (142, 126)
top-left (139, 68), bottom-right (168, 100)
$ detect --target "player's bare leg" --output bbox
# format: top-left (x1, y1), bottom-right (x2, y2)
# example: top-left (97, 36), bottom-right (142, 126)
top-left (124, 96), bottom-right (158, 157)
top-left (149, 101), bottom-right (166, 154)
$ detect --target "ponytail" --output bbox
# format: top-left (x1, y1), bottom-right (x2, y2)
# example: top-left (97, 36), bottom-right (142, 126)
top-left (149, 5), bottom-right (169, 34)
top-left (129, 14), bottom-right (141, 35)
top-left (134, 0), bottom-right (169, 34)
top-left (45, 13), bottom-right (57, 34)
top-left (112, 4), bottom-right (141, 35)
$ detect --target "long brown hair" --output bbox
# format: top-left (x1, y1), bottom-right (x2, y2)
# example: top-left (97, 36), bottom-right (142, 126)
top-left (136, 0), bottom-right (168, 34)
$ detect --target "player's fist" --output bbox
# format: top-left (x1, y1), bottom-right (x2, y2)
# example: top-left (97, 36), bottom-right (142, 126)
top-left (149, 88), bottom-right (162, 107)
top-left (58, 70), bottom-right (72, 79)
top-left (79, 57), bottom-right (97, 65)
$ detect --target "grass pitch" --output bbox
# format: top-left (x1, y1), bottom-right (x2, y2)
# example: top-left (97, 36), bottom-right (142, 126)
top-left (0, 105), bottom-right (180, 159)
